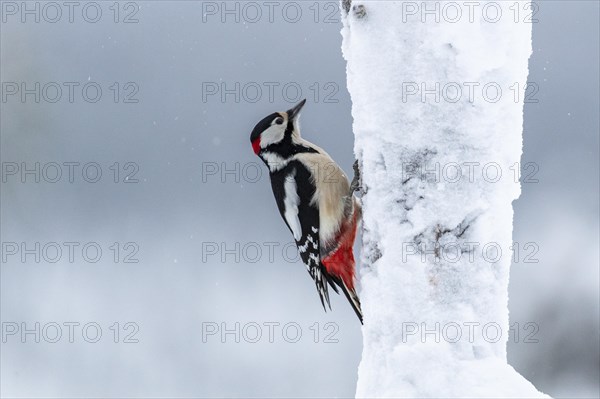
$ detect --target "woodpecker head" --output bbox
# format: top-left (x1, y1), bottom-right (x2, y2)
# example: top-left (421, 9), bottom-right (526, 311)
top-left (250, 99), bottom-right (306, 158)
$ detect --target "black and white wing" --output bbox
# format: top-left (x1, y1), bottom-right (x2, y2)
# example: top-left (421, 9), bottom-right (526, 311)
top-left (270, 162), bottom-right (337, 309)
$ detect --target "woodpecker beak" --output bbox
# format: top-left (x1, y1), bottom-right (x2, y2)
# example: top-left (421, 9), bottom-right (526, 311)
top-left (287, 99), bottom-right (306, 121)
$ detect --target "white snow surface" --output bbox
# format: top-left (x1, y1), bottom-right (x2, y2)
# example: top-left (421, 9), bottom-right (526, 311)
top-left (341, 1), bottom-right (548, 397)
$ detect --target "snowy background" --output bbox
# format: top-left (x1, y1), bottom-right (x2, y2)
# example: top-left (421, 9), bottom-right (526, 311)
top-left (1, 1), bottom-right (598, 398)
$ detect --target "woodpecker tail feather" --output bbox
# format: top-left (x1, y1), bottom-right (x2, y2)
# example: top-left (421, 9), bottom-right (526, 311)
top-left (325, 274), bottom-right (362, 323)
top-left (312, 265), bottom-right (333, 311)
top-left (340, 278), bottom-right (363, 324)
top-left (326, 273), bottom-right (340, 294)
top-left (316, 269), bottom-right (363, 323)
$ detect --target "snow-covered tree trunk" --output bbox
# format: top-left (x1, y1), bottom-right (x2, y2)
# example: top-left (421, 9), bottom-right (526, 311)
top-left (341, 1), bottom-right (548, 397)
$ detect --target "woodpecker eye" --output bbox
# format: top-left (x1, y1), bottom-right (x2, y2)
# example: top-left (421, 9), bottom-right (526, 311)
top-left (274, 117), bottom-right (284, 125)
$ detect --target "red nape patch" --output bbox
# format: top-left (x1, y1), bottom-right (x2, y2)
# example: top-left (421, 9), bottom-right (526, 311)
top-left (252, 138), bottom-right (261, 155)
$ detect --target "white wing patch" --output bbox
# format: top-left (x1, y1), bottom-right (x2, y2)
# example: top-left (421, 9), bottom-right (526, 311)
top-left (284, 170), bottom-right (302, 241)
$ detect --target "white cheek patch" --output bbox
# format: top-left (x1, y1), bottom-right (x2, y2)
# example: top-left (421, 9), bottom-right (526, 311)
top-left (283, 170), bottom-right (302, 242)
top-left (260, 124), bottom-right (285, 148)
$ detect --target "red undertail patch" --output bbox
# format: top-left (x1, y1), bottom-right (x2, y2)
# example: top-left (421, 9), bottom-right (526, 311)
top-left (321, 207), bottom-right (360, 291)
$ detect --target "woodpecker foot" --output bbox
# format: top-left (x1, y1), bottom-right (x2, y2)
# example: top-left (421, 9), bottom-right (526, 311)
top-left (349, 159), bottom-right (362, 196)
top-left (353, 4), bottom-right (367, 19)
top-left (342, 0), bottom-right (351, 14)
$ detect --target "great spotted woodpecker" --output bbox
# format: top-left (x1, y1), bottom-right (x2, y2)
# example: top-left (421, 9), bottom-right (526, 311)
top-left (250, 99), bottom-right (363, 323)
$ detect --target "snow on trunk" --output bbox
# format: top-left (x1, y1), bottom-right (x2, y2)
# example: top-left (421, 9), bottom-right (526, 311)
top-left (341, 1), bottom-right (548, 397)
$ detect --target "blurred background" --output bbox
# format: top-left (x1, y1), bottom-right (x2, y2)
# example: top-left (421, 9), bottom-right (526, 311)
top-left (1, 1), bottom-right (598, 398)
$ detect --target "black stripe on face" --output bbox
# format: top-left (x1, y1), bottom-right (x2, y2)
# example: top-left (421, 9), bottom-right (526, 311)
top-left (250, 112), bottom-right (280, 143)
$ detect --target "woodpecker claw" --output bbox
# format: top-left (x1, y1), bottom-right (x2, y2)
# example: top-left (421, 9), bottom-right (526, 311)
top-left (349, 159), bottom-right (362, 196)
